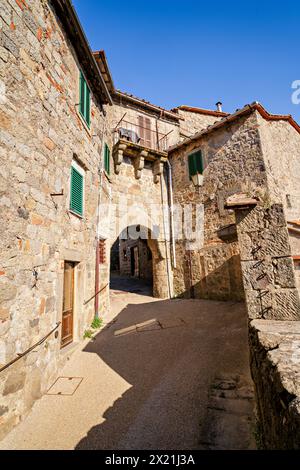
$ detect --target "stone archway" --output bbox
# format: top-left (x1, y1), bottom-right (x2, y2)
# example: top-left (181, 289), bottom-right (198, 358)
top-left (110, 224), bottom-right (171, 299)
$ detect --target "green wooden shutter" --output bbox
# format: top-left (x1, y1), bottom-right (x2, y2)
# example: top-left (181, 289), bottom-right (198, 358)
top-left (188, 153), bottom-right (197, 178)
top-left (188, 150), bottom-right (203, 179)
top-left (85, 85), bottom-right (91, 127)
top-left (70, 167), bottom-right (83, 216)
top-left (79, 71), bottom-right (85, 118)
top-left (79, 70), bottom-right (91, 128)
top-left (104, 144), bottom-right (110, 174)
top-left (195, 150), bottom-right (203, 173)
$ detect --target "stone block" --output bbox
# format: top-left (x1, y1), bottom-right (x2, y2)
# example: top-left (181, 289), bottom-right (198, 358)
top-left (239, 228), bottom-right (291, 261)
top-left (23, 10), bottom-right (38, 37)
top-left (3, 370), bottom-right (26, 396)
top-left (272, 290), bottom-right (300, 321)
top-left (243, 289), bottom-right (269, 319)
top-left (241, 260), bottom-right (274, 290)
top-left (0, 31), bottom-right (19, 58)
top-left (0, 406), bottom-right (8, 417)
top-left (273, 258), bottom-right (297, 289)
top-left (237, 204), bottom-right (287, 233)
top-left (0, 306), bottom-right (10, 322)
top-left (0, 282), bottom-right (17, 303)
top-left (43, 136), bottom-right (56, 151)
top-left (45, 296), bottom-right (55, 313)
top-left (249, 320), bottom-right (300, 449)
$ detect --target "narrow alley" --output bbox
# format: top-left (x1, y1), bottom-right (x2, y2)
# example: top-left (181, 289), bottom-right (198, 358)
top-left (0, 279), bottom-right (255, 450)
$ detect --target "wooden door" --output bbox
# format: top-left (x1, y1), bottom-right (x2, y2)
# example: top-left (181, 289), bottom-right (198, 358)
top-left (138, 115), bottom-right (152, 148)
top-left (61, 261), bottom-right (75, 348)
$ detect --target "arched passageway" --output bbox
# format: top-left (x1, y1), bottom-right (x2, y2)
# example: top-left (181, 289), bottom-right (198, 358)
top-left (110, 225), bottom-right (170, 298)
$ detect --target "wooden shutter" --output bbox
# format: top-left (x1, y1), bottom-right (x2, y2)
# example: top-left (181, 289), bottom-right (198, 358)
top-left (195, 150), bottom-right (203, 173)
top-left (104, 144), bottom-right (110, 174)
top-left (79, 70), bottom-right (91, 128)
top-left (188, 150), bottom-right (203, 179)
top-left (79, 71), bottom-right (85, 117)
top-left (144, 117), bottom-right (151, 148)
top-left (188, 153), bottom-right (197, 179)
top-left (70, 167), bottom-right (83, 215)
top-left (138, 115), bottom-right (145, 145)
top-left (138, 115), bottom-right (152, 148)
top-left (85, 85), bottom-right (91, 127)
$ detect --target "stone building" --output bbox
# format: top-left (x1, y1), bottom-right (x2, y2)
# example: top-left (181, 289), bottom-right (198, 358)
top-left (169, 103), bottom-right (300, 301)
top-left (106, 82), bottom-right (181, 298)
top-left (0, 0), bottom-right (112, 437)
top-left (171, 104), bottom-right (229, 138)
top-left (1, 0), bottom-right (300, 446)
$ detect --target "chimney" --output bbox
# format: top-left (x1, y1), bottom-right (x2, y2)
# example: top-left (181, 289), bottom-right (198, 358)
top-left (216, 101), bottom-right (223, 112)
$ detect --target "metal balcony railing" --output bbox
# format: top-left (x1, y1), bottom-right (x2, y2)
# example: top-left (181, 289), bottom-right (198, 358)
top-left (113, 116), bottom-right (172, 153)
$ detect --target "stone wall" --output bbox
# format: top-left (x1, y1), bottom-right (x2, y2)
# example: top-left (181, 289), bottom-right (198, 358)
top-left (257, 115), bottom-right (300, 260)
top-left (119, 238), bottom-right (153, 282)
top-left (169, 111), bottom-right (266, 300)
top-left (107, 100), bottom-right (177, 299)
top-left (0, 0), bottom-right (111, 438)
top-left (236, 204), bottom-right (300, 321)
top-left (233, 203), bottom-right (300, 448)
top-left (257, 115), bottom-right (300, 218)
top-left (249, 320), bottom-right (300, 449)
top-left (176, 108), bottom-right (224, 138)
top-left (107, 152), bottom-right (173, 298)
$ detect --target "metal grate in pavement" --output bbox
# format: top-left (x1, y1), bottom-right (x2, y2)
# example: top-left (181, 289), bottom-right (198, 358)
top-left (47, 377), bottom-right (83, 396)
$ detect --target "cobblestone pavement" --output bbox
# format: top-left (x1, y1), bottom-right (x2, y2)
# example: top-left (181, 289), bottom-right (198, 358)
top-left (0, 277), bottom-right (255, 450)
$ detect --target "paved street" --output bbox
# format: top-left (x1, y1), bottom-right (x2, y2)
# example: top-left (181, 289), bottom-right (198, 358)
top-left (0, 278), bottom-right (255, 450)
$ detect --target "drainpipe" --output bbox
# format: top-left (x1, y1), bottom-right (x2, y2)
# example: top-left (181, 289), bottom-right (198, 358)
top-left (94, 167), bottom-right (103, 319)
top-left (166, 160), bottom-right (176, 269)
top-left (94, 116), bottom-right (107, 319)
top-left (160, 166), bottom-right (173, 299)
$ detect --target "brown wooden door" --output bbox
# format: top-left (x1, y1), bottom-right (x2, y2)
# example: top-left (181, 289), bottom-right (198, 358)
top-left (61, 261), bottom-right (75, 348)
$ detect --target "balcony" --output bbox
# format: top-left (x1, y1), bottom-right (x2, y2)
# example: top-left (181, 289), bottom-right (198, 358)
top-left (112, 118), bottom-right (171, 181)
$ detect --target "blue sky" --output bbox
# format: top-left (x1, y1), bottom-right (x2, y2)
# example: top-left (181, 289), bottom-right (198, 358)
top-left (73, 0), bottom-right (300, 119)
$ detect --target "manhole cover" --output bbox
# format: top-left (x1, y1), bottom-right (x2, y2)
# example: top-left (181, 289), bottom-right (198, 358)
top-left (47, 377), bottom-right (83, 396)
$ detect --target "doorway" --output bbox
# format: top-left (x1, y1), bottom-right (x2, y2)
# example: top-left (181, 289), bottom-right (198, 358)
top-left (130, 246), bottom-right (139, 277)
top-left (61, 261), bottom-right (75, 348)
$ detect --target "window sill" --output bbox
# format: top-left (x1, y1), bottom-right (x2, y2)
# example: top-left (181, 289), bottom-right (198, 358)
top-left (69, 209), bottom-right (85, 221)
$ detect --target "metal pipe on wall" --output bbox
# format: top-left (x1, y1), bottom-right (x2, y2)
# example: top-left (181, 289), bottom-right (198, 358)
top-left (166, 160), bottom-right (177, 270)
top-left (94, 116), bottom-right (107, 318)
top-left (160, 166), bottom-right (173, 299)
top-left (94, 167), bottom-right (103, 319)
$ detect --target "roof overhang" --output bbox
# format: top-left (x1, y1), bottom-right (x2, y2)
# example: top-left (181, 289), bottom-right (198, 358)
top-left (113, 90), bottom-right (181, 123)
top-left (51, 0), bottom-right (112, 105)
top-left (93, 50), bottom-right (115, 94)
top-left (169, 102), bottom-right (300, 153)
top-left (172, 105), bottom-right (229, 118)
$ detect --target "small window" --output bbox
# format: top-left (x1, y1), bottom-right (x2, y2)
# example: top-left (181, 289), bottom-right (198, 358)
top-left (79, 70), bottom-right (91, 127)
top-left (188, 150), bottom-right (203, 180)
top-left (104, 143), bottom-right (110, 175)
top-left (70, 165), bottom-right (84, 216)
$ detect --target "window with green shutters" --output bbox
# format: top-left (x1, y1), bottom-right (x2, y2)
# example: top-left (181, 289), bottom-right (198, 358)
top-left (70, 166), bottom-right (84, 216)
top-left (104, 143), bottom-right (110, 175)
top-left (79, 70), bottom-right (91, 128)
top-left (188, 150), bottom-right (204, 180)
